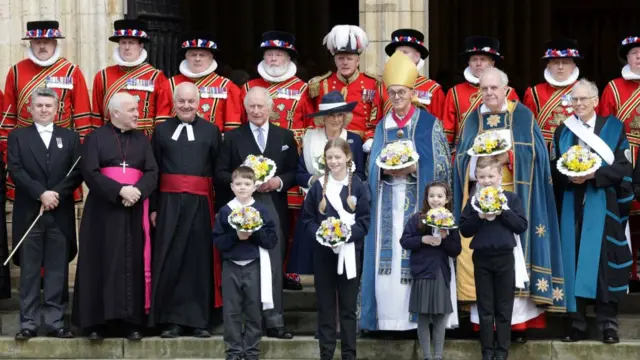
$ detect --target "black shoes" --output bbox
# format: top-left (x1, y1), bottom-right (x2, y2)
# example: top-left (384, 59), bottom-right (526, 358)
top-left (126, 330), bottom-right (143, 341)
top-left (15, 329), bottom-right (37, 341)
top-left (88, 331), bottom-right (104, 341)
top-left (47, 328), bottom-right (75, 338)
top-left (266, 327), bottom-right (294, 339)
top-left (562, 329), bottom-right (588, 342)
top-left (513, 333), bottom-right (527, 344)
top-left (603, 329), bottom-right (620, 344)
top-left (192, 328), bottom-right (211, 338)
top-left (160, 324), bottom-right (183, 338)
top-left (284, 274), bottom-right (303, 290)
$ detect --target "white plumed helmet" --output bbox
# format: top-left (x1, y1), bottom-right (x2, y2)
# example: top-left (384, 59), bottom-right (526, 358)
top-left (323, 25), bottom-right (369, 56)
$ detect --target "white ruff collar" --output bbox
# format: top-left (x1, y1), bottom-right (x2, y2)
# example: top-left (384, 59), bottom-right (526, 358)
top-left (464, 67), bottom-right (480, 85)
top-left (257, 60), bottom-right (297, 82)
top-left (416, 58), bottom-right (425, 71)
top-left (622, 64), bottom-right (640, 81)
top-left (544, 67), bottom-right (579, 87)
top-left (27, 46), bottom-right (61, 67)
top-left (113, 47), bottom-right (148, 68)
top-left (179, 59), bottom-right (218, 79)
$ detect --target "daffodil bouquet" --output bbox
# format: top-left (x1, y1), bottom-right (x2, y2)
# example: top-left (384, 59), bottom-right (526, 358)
top-left (315, 216), bottom-right (352, 249)
top-left (423, 207), bottom-right (457, 229)
top-left (376, 140), bottom-right (420, 170)
top-left (467, 130), bottom-right (510, 156)
top-left (315, 154), bottom-right (327, 173)
top-left (242, 154), bottom-right (277, 186)
top-left (228, 206), bottom-right (264, 232)
top-left (557, 145), bottom-right (601, 177)
top-left (472, 186), bottom-right (509, 215)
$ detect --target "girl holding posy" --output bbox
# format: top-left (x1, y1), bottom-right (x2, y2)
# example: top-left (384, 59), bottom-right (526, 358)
top-left (301, 138), bottom-right (370, 360)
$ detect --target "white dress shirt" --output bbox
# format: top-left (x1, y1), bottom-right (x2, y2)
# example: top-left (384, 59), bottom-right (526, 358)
top-left (248, 121), bottom-right (283, 192)
top-left (577, 113), bottom-right (596, 149)
top-left (249, 121), bottom-right (269, 151)
top-left (35, 122), bottom-right (54, 149)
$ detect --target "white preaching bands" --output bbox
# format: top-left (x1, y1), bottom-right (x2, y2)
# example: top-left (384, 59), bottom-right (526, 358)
top-left (171, 122), bottom-right (195, 141)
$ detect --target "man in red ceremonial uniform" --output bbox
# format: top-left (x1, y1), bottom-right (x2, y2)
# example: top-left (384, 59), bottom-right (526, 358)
top-left (241, 31), bottom-right (313, 290)
top-left (380, 29), bottom-right (445, 120)
top-left (149, 82), bottom-right (222, 338)
top-left (1, 20), bottom-right (92, 202)
top-left (309, 25), bottom-right (382, 153)
top-left (91, 19), bottom-right (172, 138)
top-left (163, 33), bottom-right (242, 132)
top-left (524, 39), bottom-right (582, 153)
top-left (442, 36), bottom-right (519, 150)
top-left (599, 35), bottom-right (640, 290)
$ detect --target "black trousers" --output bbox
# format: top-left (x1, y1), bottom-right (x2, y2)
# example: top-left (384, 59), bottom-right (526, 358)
top-left (19, 214), bottom-right (69, 332)
top-left (473, 250), bottom-right (515, 359)
top-left (313, 245), bottom-right (361, 360)
top-left (570, 296), bottom-right (619, 333)
top-left (222, 260), bottom-right (262, 360)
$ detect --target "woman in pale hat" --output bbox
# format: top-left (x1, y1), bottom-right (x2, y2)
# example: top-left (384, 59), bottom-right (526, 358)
top-left (287, 91), bottom-right (365, 276)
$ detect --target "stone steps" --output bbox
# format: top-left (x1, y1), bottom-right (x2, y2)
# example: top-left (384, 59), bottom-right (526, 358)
top-left (2, 288), bottom-right (640, 340)
top-left (2, 309), bottom-right (640, 341)
top-left (0, 337), bottom-right (637, 359)
top-left (2, 287), bottom-right (639, 313)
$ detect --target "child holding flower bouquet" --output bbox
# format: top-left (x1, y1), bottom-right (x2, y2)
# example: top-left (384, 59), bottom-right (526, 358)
top-left (212, 166), bottom-right (278, 360)
top-left (400, 181), bottom-right (461, 360)
top-left (301, 138), bottom-right (370, 360)
top-left (459, 156), bottom-right (528, 360)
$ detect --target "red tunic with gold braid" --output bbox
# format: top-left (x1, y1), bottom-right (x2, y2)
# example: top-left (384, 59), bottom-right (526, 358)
top-left (442, 82), bottom-right (520, 149)
top-left (379, 76), bottom-right (446, 120)
top-left (240, 76), bottom-right (313, 209)
top-left (0, 57), bottom-right (92, 202)
top-left (91, 64), bottom-right (173, 138)
top-left (599, 76), bottom-right (640, 280)
top-left (523, 82), bottom-right (576, 152)
top-left (309, 71), bottom-right (382, 142)
top-left (165, 73), bottom-right (243, 132)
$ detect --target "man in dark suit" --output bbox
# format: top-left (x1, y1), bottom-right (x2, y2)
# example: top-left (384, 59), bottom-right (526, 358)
top-left (216, 86), bottom-right (298, 339)
top-left (7, 88), bottom-right (83, 340)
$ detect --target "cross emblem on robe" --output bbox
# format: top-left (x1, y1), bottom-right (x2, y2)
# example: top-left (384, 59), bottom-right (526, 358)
top-left (120, 161), bottom-right (129, 174)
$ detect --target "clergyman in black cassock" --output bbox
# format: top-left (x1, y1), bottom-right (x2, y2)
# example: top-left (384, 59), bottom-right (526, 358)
top-left (149, 82), bottom-right (222, 338)
top-left (215, 86), bottom-right (298, 339)
top-left (7, 89), bottom-right (82, 340)
top-left (71, 93), bottom-right (158, 340)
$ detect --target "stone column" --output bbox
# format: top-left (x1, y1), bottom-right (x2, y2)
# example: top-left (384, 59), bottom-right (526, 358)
top-left (0, 0), bottom-right (125, 288)
top-left (359, 0), bottom-right (429, 76)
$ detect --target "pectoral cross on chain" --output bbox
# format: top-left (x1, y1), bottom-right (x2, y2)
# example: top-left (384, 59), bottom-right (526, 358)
top-left (120, 161), bottom-right (129, 174)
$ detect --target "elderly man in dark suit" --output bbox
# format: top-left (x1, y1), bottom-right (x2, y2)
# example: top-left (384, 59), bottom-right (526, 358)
top-left (216, 86), bottom-right (298, 340)
top-left (7, 87), bottom-right (83, 340)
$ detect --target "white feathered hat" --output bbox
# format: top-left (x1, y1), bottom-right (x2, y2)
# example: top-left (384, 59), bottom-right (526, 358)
top-left (323, 25), bottom-right (369, 56)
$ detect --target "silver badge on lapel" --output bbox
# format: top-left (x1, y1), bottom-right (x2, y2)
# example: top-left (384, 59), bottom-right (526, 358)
top-left (56, 137), bottom-right (63, 149)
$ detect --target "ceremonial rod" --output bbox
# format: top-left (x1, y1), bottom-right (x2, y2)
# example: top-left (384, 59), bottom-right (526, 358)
top-left (3, 155), bottom-right (82, 266)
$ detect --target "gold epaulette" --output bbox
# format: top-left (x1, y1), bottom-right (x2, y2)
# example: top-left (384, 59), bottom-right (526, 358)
top-left (308, 71), bottom-right (332, 98)
top-left (363, 71), bottom-right (382, 83)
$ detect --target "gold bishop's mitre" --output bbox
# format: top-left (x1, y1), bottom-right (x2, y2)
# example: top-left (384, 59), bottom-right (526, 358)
top-left (383, 51), bottom-right (419, 89)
